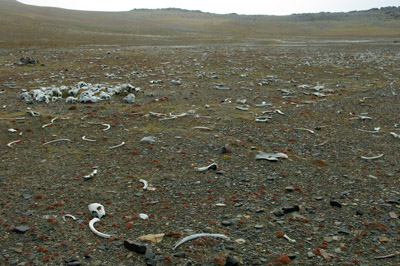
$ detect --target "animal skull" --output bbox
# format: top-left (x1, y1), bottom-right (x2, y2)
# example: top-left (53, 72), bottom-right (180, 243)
top-left (88, 203), bottom-right (105, 219)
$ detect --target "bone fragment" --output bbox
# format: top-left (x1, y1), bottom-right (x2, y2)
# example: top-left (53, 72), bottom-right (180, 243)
top-left (89, 218), bottom-right (112, 239)
top-left (172, 233), bottom-right (230, 250)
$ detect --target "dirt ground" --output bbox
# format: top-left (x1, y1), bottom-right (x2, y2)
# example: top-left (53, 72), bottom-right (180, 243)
top-left (0, 43), bottom-right (399, 265)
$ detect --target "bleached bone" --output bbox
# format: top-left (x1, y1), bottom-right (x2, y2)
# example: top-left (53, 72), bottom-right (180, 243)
top-left (196, 163), bottom-right (217, 172)
top-left (139, 213), bottom-right (149, 220)
top-left (255, 116), bottom-right (271, 123)
top-left (65, 96), bottom-right (78, 103)
top-left (7, 140), bottom-right (20, 147)
top-left (350, 116), bottom-right (373, 120)
top-left (256, 151), bottom-right (288, 161)
top-left (88, 203), bottom-right (105, 218)
top-left (84, 168), bottom-right (98, 179)
top-left (357, 128), bottom-right (380, 133)
top-left (109, 141), bottom-right (125, 149)
top-left (172, 233), bottom-right (230, 250)
top-left (283, 234), bottom-right (296, 243)
top-left (192, 126), bottom-right (211, 130)
top-left (63, 214), bottom-right (77, 222)
top-left (82, 136), bottom-right (96, 142)
top-left (43, 139), bottom-right (71, 145)
top-left (390, 132), bottom-right (400, 139)
top-left (123, 93), bottom-right (136, 103)
top-left (139, 179), bottom-right (148, 190)
top-left (294, 128), bottom-right (315, 134)
top-left (89, 218), bottom-right (111, 239)
top-left (140, 136), bottom-right (156, 144)
top-left (361, 154), bottom-right (384, 160)
top-left (27, 111), bottom-right (40, 116)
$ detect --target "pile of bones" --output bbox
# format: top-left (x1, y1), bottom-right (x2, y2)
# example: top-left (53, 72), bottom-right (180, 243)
top-left (18, 81), bottom-right (140, 104)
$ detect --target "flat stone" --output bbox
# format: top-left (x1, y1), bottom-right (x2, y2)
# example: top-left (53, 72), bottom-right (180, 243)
top-left (221, 221), bottom-right (232, 226)
top-left (285, 186), bottom-right (294, 192)
top-left (146, 258), bottom-right (157, 266)
top-left (173, 252), bottom-right (186, 258)
top-left (307, 251), bottom-right (315, 258)
top-left (124, 240), bottom-right (146, 254)
top-left (145, 249), bottom-right (155, 260)
top-left (254, 225), bottom-right (264, 229)
top-left (12, 226), bottom-right (29, 234)
top-left (273, 210), bottom-right (284, 217)
top-left (282, 205), bottom-right (299, 214)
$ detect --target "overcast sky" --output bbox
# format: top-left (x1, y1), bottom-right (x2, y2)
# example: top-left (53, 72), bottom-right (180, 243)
top-left (17, 0), bottom-right (400, 15)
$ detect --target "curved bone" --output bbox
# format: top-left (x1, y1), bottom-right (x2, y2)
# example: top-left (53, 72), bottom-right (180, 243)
top-left (102, 124), bottom-right (111, 131)
top-left (172, 233), bottom-right (230, 250)
top-left (63, 214), bottom-right (77, 222)
top-left (7, 140), bottom-right (20, 147)
top-left (43, 139), bottom-right (71, 145)
top-left (89, 218), bottom-right (111, 239)
top-left (84, 168), bottom-right (98, 179)
top-left (195, 163), bottom-right (217, 172)
top-left (139, 179), bottom-right (148, 190)
top-left (109, 141), bottom-right (125, 149)
top-left (361, 154), bottom-right (384, 160)
top-left (82, 135), bottom-right (96, 142)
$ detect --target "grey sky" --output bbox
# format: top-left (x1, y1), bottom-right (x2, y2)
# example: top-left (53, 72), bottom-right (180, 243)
top-left (17, 0), bottom-right (400, 15)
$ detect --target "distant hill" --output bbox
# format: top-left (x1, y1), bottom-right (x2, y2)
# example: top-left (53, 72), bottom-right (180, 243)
top-left (0, 0), bottom-right (399, 46)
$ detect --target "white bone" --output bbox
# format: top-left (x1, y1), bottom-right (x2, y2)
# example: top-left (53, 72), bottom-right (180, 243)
top-left (361, 154), bottom-right (384, 160)
top-left (89, 218), bottom-right (111, 239)
top-left (43, 139), bottom-right (71, 145)
top-left (172, 233), bottom-right (230, 250)
top-left (88, 203), bottom-right (105, 219)
top-left (82, 136), bottom-right (96, 142)
top-left (7, 140), bottom-right (20, 147)
top-left (63, 214), bottom-right (77, 222)
top-left (109, 141), bottom-right (125, 149)
top-left (283, 234), bottom-right (296, 243)
top-left (139, 179), bottom-right (148, 190)
top-left (196, 163), bottom-right (217, 172)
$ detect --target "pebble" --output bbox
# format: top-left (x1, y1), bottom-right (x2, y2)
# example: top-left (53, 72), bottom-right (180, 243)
top-left (173, 252), bottom-right (186, 258)
top-left (225, 256), bottom-right (239, 266)
top-left (235, 238), bottom-right (246, 244)
top-left (307, 251), bottom-right (316, 258)
top-left (282, 205), bottom-right (299, 214)
top-left (12, 226), bottom-right (29, 234)
top-left (221, 221), bottom-right (232, 226)
top-left (330, 200), bottom-right (342, 208)
top-left (273, 210), bottom-right (284, 217)
top-left (285, 186), bottom-right (294, 192)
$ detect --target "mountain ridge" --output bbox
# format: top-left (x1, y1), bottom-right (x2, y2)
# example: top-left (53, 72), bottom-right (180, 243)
top-left (1, 0), bottom-right (399, 46)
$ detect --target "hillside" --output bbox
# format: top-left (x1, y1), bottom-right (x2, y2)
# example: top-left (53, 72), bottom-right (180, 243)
top-left (0, 0), bottom-right (400, 46)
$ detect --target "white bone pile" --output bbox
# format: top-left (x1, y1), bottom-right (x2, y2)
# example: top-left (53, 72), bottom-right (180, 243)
top-left (18, 82), bottom-right (140, 104)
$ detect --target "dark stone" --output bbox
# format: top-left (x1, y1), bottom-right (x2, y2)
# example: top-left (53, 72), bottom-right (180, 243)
top-left (173, 252), bottom-right (186, 258)
top-left (225, 256), bottom-right (239, 266)
top-left (282, 205), bottom-right (300, 214)
top-left (338, 228), bottom-right (350, 235)
top-left (221, 221), bottom-right (232, 226)
top-left (255, 209), bottom-right (265, 213)
top-left (64, 257), bottom-right (79, 263)
top-left (12, 226), bottom-right (29, 234)
top-left (330, 200), bottom-right (342, 208)
top-left (273, 210), bottom-right (284, 217)
top-left (356, 210), bottom-right (363, 216)
top-left (315, 126), bottom-right (322, 130)
top-left (124, 240), bottom-right (146, 254)
top-left (288, 253), bottom-right (297, 260)
top-left (67, 262), bottom-right (81, 266)
top-left (387, 199), bottom-right (400, 205)
top-left (220, 147), bottom-right (229, 154)
top-left (182, 261), bottom-right (193, 266)
top-left (145, 249), bottom-right (155, 260)
top-left (146, 259), bottom-right (157, 266)
top-left (22, 211), bottom-right (33, 216)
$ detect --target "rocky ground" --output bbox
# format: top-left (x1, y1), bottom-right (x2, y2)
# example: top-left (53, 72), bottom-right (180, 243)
top-left (0, 43), bottom-right (399, 266)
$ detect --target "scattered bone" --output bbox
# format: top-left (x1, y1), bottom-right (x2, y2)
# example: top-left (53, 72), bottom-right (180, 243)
top-left (63, 214), bottom-right (77, 222)
top-left (109, 141), bottom-right (125, 149)
top-left (374, 252), bottom-right (400, 260)
top-left (236, 105), bottom-right (249, 111)
top-left (256, 151), bottom-right (288, 161)
top-left (255, 116), bottom-right (271, 123)
top-left (43, 139), bottom-right (71, 145)
top-left (192, 126), bottom-right (211, 130)
top-left (84, 167), bottom-right (98, 179)
top-left (361, 154), bottom-right (384, 160)
top-left (88, 122), bottom-right (110, 131)
top-left (357, 127), bottom-right (380, 133)
top-left (255, 102), bottom-right (272, 107)
top-left (8, 128), bottom-right (17, 133)
top-left (140, 136), bottom-right (157, 144)
top-left (350, 116), bottom-right (373, 120)
top-left (7, 140), bottom-right (20, 147)
top-left (294, 128), bottom-right (315, 134)
top-left (196, 163), bottom-right (217, 172)
top-left (82, 135), bottom-right (96, 142)
top-left (390, 132), bottom-right (400, 139)
top-left (172, 233), bottom-right (230, 250)
top-left (89, 218), bottom-right (111, 239)
top-left (139, 213), bottom-right (149, 220)
top-left (88, 203), bottom-right (105, 218)
top-left (0, 117), bottom-right (26, 120)
top-left (27, 111), bottom-right (40, 116)
top-left (283, 234), bottom-right (296, 243)
top-left (139, 179), bottom-right (148, 190)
